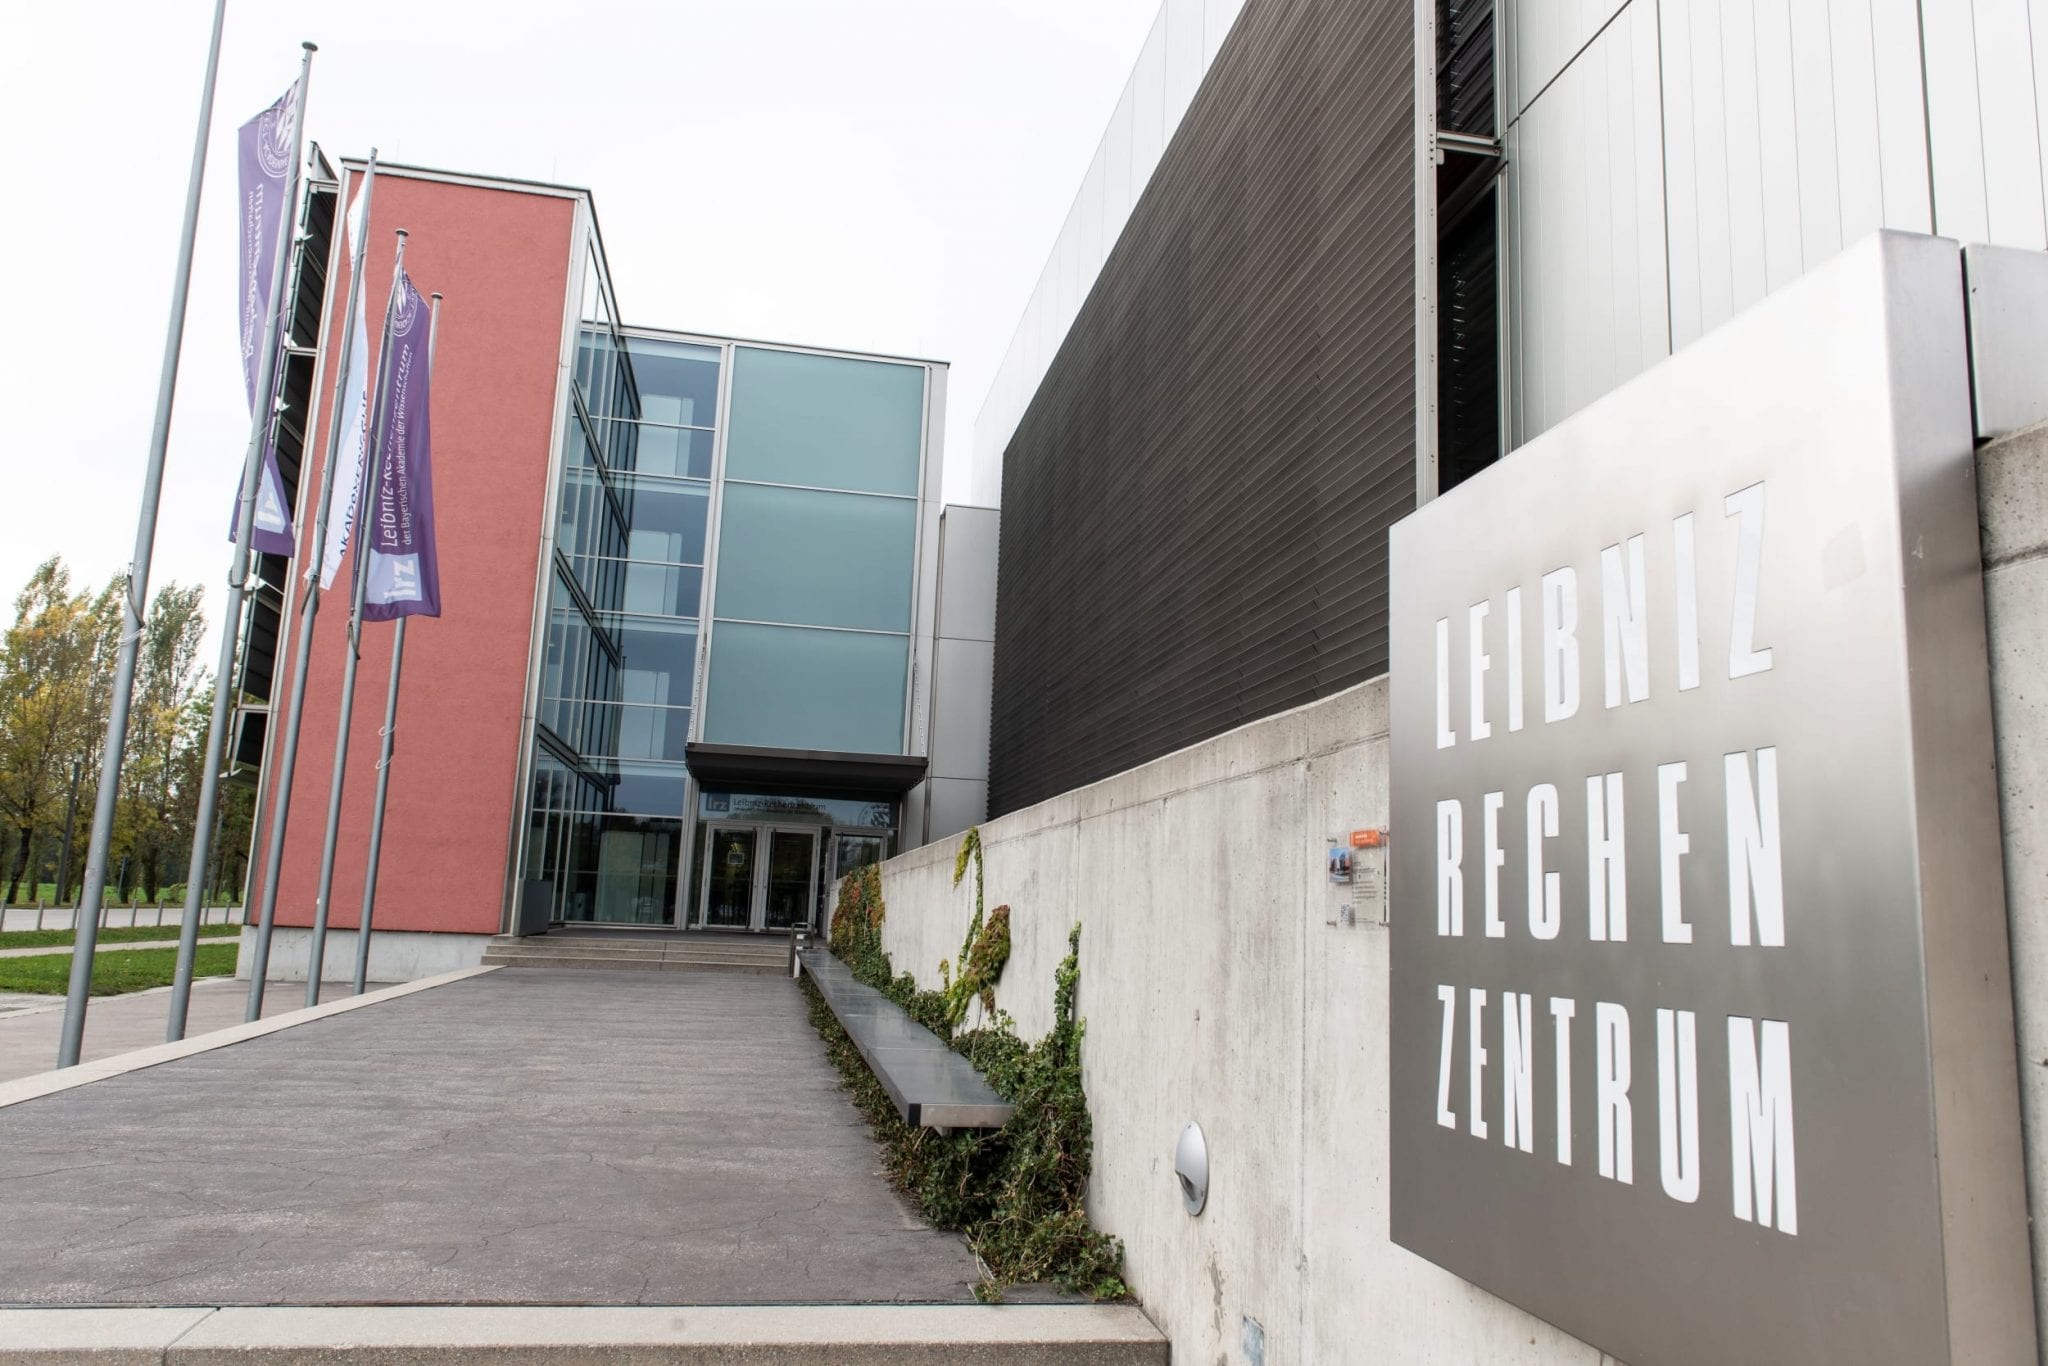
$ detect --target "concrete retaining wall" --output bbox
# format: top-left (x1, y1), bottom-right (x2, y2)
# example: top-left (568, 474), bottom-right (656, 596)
top-left (235, 927), bottom-right (488, 985)
top-left (1984, 420), bottom-right (2048, 1353)
top-left (873, 421), bottom-right (2048, 1363)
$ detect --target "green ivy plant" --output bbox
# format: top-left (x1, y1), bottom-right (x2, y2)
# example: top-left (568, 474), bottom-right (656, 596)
top-left (817, 852), bottom-right (1125, 1301)
top-left (941, 827), bottom-right (1011, 1027)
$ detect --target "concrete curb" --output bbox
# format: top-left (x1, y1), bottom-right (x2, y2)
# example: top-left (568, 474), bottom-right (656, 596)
top-left (0, 967), bottom-right (501, 1112)
top-left (0, 1303), bottom-right (1169, 1364)
top-left (0, 937), bottom-right (231, 960)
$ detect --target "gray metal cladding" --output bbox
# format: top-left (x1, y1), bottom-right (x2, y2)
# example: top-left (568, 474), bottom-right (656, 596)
top-left (989, 0), bottom-right (1415, 816)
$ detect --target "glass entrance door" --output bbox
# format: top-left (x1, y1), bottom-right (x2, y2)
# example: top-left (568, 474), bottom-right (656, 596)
top-left (764, 829), bottom-right (819, 931)
top-left (697, 823), bottom-right (820, 931)
top-left (701, 824), bottom-right (757, 929)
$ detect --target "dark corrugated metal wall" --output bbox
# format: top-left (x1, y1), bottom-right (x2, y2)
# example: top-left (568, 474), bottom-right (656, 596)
top-left (989, 0), bottom-right (1416, 816)
top-left (1437, 200), bottom-right (1498, 493)
top-left (1437, 0), bottom-right (1499, 494)
top-left (1437, 0), bottom-right (1494, 136)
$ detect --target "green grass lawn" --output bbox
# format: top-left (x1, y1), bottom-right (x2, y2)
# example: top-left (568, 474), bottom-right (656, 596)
top-left (0, 923), bottom-right (242, 952)
top-left (0, 943), bottom-right (239, 996)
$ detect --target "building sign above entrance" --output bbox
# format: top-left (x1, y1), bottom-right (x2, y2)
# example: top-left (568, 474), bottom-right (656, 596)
top-left (1388, 235), bottom-right (2033, 1365)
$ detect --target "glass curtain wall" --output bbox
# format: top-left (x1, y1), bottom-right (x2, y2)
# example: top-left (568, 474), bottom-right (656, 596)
top-left (702, 347), bottom-right (926, 754)
top-left (523, 254), bottom-right (720, 924)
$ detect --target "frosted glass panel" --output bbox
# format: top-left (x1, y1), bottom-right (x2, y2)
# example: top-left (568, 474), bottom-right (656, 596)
top-left (703, 623), bottom-right (909, 753)
top-left (725, 347), bottom-right (924, 495)
top-left (712, 484), bottom-right (915, 632)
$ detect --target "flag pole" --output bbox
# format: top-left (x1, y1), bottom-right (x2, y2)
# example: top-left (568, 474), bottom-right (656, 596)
top-left (353, 291), bottom-right (439, 995)
top-left (188, 44), bottom-right (319, 1028)
top-left (185, 44), bottom-right (320, 1035)
top-left (55, 22), bottom-right (298, 1068)
top-left (187, 153), bottom-right (380, 1040)
top-left (299, 230), bottom-right (407, 1009)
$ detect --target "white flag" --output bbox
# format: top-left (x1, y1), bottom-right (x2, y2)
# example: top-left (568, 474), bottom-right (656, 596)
top-left (318, 181), bottom-right (373, 589)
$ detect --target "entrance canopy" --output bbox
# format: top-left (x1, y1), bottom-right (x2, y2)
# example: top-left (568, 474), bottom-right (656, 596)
top-left (683, 742), bottom-right (926, 798)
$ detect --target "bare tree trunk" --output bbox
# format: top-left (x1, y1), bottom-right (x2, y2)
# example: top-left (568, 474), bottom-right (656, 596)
top-left (54, 762), bottom-right (81, 905)
top-left (5, 826), bottom-right (33, 905)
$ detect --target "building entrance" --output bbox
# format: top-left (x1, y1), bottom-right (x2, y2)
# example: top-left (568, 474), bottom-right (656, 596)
top-left (685, 791), bottom-right (896, 933)
top-left (696, 824), bottom-right (820, 932)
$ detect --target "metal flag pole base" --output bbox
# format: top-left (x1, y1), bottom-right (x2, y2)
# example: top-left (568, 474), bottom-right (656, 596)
top-left (352, 618), bottom-right (404, 994)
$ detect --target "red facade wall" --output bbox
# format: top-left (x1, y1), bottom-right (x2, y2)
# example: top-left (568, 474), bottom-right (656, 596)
top-left (249, 171), bottom-right (575, 938)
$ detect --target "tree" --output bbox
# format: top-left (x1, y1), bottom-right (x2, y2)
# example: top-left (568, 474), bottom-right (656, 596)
top-left (0, 560), bottom-right (98, 903)
top-left (210, 767), bottom-right (257, 906)
top-left (0, 561), bottom-right (219, 907)
top-left (112, 584), bottom-right (207, 902)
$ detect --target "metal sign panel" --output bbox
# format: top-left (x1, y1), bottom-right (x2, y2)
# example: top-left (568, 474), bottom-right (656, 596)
top-left (1388, 234), bottom-right (2033, 1365)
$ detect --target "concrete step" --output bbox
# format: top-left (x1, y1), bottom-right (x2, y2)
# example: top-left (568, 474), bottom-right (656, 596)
top-left (489, 934), bottom-right (790, 959)
top-left (486, 941), bottom-right (778, 959)
top-left (484, 942), bottom-right (788, 964)
top-left (480, 950), bottom-right (786, 976)
top-left (0, 1303), bottom-right (1170, 1363)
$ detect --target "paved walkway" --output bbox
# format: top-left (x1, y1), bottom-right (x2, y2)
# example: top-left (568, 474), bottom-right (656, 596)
top-left (0, 906), bottom-right (241, 934)
top-left (0, 979), bottom-right (316, 1082)
top-left (0, 937), bottom-right (196, 959)
top-left (0, 969), bottom-right (984, 1306)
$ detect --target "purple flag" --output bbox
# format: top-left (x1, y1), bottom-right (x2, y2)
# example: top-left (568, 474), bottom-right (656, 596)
top-left (232, 83), bottom-right (300, 559)
top-left (361, 273), bottom-right (439, 621)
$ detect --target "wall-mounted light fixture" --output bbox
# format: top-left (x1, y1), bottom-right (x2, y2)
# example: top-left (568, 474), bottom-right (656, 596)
top-left (1175, 1121), bottom-right (1209, 1215)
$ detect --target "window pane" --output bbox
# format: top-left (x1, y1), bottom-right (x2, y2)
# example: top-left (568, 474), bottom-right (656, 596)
top-left (700, 790), bottom-right (896, 828)
top-left (607, 413), bottom-right (640, 473)
top-left (711, 484), bottom-right (914, 632)
top-left (629, 425), bottom-right (715, 479)
top-left (580, 253), bottom-right (609, 325)
top-left (725, 347), bottom-right (924, 495)
top-left (622, 477), bottom-right (710, 564)
top-left (577, 329), bottom-right (612, 425)
top-left (703, 622), bottom-right (908, 753)
top-left (617, 561), bottom-right (704, 617)
top-left (606, 760), bottom-right (689, 816)
top-left (610, 617), bottom-right (697, 707)
top-left (625, 338), bottom-right (720, 427)
top-left (626, 703), bottom-right (691, 761)
top-left (531, 748), bottom-right (568, 813)
top-left (559, 813), bottom-right (679, 925)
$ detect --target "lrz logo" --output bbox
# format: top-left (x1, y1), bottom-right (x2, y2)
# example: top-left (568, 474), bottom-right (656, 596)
top-left (257, 91), bottom-right (296, 179)
top-left (393, 285), bottom-right (421, 338)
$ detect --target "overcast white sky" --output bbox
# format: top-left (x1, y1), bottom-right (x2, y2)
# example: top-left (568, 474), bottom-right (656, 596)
top-left (0, 0), bottom-right (1159, 654)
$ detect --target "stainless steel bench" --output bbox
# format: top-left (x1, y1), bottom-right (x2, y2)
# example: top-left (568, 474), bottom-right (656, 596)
top-left (798, 948), bottom-right (1014, 1131)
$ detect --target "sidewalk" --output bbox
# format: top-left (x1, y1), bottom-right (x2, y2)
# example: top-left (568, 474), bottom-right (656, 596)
top-left (0, 978), bottom-right (343, 1083)
top-left (0, 968), bottom-right (989, 1306)
top-left (0, 937), bottom-right (197, 959)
